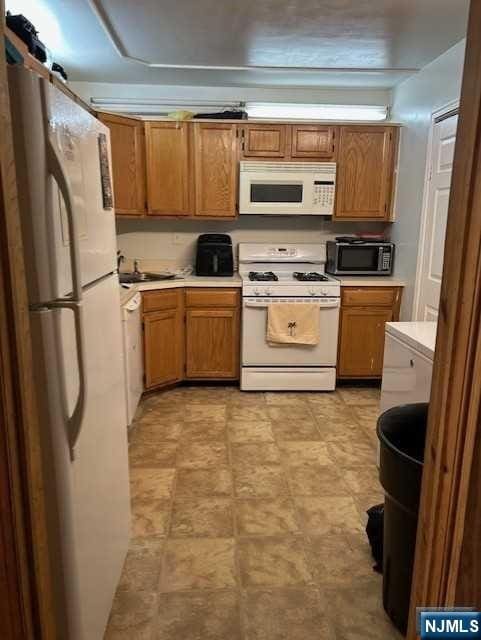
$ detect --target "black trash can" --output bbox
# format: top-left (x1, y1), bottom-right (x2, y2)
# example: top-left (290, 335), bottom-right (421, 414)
top-left (377, 403), bottom-right (428, 636)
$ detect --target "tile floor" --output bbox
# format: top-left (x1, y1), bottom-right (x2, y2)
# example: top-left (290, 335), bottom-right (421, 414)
top-left (104, 385), bottom-right (402, 640)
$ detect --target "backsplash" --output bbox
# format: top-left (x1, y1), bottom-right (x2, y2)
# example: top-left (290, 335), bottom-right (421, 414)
top-left (117, 217), bottom-right (390, 270)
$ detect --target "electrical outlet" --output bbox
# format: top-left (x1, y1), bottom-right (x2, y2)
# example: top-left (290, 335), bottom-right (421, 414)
top-left (173, 233), bottom-right (184, 245)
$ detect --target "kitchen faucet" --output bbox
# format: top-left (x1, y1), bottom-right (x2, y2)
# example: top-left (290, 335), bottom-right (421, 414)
top-left (117, 250), bottom-right (125, 271)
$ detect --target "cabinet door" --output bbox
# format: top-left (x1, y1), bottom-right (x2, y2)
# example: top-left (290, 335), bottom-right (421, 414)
top-left (143, 307), bottom-right (184, 388)
top-left (291, 125), bottom-right (337, 159)
top-left (242, 124), bottom-right (288, 158)
top-left (194, 123), bottom-right (237, 217)
top-left (145, 122), bottom-right (190, 216)
top-left (338, 307), bottom-right (393, 377)
top-left (185, 308), bottom-right (239, 378)
top-left (336, 126), bottom-right (396, 220)
top-left (98, 113), bottom-right (145, 216)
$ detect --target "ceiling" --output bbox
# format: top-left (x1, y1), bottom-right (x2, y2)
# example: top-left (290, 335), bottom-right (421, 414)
top-left (8, 0), bottom-right (470, 88)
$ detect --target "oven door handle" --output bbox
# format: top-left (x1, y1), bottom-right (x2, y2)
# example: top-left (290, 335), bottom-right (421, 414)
top-left (243, 299), bottom-right (340, 309)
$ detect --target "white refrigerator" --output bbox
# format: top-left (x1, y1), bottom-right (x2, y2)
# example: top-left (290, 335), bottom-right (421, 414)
top-left (9, 65), bottom-right (131, 640)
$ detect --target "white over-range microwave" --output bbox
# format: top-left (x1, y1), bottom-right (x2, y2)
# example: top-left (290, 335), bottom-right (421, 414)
top-left (239, 161), bottom-right (336, 215)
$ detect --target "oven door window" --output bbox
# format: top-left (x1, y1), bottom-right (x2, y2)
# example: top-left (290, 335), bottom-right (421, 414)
top-left (250, 182), bottom-right (303, 203)
top-left (338, 246), bottom-right (379, 271)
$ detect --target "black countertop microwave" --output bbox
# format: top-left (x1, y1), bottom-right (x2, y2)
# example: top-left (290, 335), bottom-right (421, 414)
top-left (325, 240), bottom-right (394, 275)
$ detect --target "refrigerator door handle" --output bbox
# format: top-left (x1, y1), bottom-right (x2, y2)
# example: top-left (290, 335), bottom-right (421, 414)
top-left (47, 299), bottom-right (87, 460)
top-left (40, 82), bottom-right (83, 304)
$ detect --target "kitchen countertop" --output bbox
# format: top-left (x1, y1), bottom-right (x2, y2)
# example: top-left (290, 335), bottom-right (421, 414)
top-left (385, 321), bottom-right (438, 360)
top-left (119, 272), bottom-right (408, 305)
top-left (119, 274), bottom-right (242, 306)
top-left (333, 276), bottom-right (406, 287)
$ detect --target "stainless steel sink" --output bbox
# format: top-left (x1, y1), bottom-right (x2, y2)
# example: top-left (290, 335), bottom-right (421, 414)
top-left (119, 272), bottom-right (177, 284)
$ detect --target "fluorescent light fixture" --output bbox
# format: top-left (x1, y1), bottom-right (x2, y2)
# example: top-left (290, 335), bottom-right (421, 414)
top-left (91, 98), bottom-right (242, 116)
top-left (245, 103), bottom-right (388, 121)
top-left (90, 98), bottom-right (388, 121)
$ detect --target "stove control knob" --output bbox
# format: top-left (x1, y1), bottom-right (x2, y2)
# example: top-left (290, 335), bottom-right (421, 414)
top-left (321, 288), bottom-right (328, 296)
top-left (308, 288), bottom-right (317, 296)
top-left (264, 288), bottom-right (272, 296)
top-left (253, 288), bottom-right (260, 296)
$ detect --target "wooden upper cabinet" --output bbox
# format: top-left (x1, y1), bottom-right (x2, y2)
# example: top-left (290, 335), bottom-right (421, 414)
top-left (145, 121), bottom-right (190, 216)
top-left (335, 125), bottom-right (397, 220)
top-left (241, 124), bottom-right (288, 158)
top-left (291, 125), bottom-right (337, 159)
top-left (194, 123), bottom-right (237, 218)
top-left (98, 113), bottom-right (145, 216)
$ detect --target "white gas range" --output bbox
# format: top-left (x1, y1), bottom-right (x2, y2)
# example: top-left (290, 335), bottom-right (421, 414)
top-left (239, 243), bottom-right (340, 391)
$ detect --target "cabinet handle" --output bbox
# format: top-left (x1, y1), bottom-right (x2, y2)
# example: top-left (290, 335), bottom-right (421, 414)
top-left (410, 359), bottom-right (414, 367)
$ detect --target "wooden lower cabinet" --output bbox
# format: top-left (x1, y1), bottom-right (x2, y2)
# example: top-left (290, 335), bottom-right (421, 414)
top-left (185, 289), bottom-right (240, 380)
top-left (143, 288), bottom-right (240, 389)
top-left (338, 307), bottom-right (394, 377)
top-left (185, 308), bottom-right (239, 378)
top-left (337, 286), bottom-right (402, 378)
top-left (143, 290), bottom-right (184, 389)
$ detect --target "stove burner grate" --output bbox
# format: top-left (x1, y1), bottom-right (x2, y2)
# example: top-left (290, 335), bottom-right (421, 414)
top-left (293, 272), bottom-right (329, 282)
top-left (248, 271), bottom-right (279, 282)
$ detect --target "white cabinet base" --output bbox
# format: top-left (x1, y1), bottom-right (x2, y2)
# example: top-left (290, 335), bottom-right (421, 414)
top-left (381, 333), bottom-right (433, 413)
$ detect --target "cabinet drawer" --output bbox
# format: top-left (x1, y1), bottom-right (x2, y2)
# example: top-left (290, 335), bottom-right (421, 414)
top-left (185, 288), bottom-right (239, 308)
top-left (142, 289), bottom-right (182, 313)
top-left (342, 287), bottom-right (397, 307)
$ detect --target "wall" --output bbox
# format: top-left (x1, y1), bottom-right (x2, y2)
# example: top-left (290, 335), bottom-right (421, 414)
top-left (116, 217), bottom-right (388, 269)
top-left (105, 79), bottom-right (390, 267)
top-left (111, 40), bottom-right (465, 297)
top-left (391, 39), bottom-right (466, 319)
top-left (78, 80), bottom-right (391, 269)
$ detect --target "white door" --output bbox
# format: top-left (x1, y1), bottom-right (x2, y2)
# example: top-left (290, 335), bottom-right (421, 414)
top-left (414, 111), bottom-right (458, 321)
